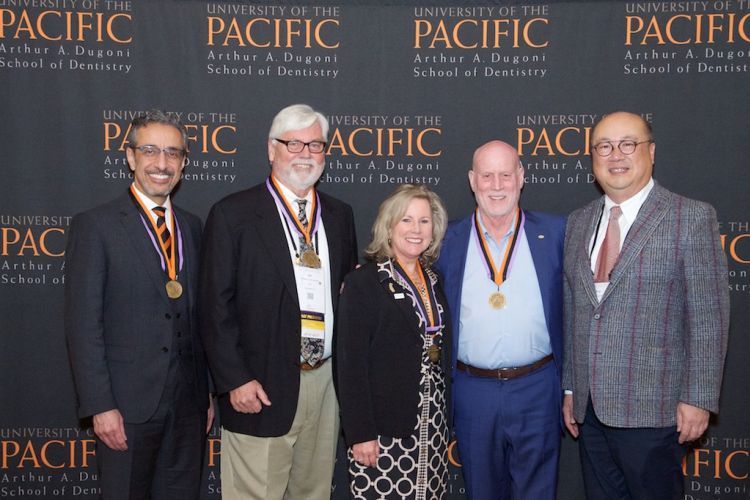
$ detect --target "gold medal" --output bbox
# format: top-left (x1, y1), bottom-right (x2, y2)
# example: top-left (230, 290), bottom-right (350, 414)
top-left (428, 344), bottom-right (440, 363)
top-left (299, 249), bottom-right (322, 268)
top-left (489, 292), bottom-right (506, 309)
top-left (166, 280), bottom-right (183, 299)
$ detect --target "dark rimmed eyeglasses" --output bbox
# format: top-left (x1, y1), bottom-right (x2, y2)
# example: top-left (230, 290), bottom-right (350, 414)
top-left (274, 138), bottom-right (327, 154)
top-left (591, 140), bottom-right (652, 157)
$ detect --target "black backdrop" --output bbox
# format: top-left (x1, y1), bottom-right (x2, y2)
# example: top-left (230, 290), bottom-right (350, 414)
top-left (1, 1), bottom-right (748, 498)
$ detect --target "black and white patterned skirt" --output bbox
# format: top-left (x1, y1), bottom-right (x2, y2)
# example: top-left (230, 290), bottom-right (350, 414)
top-left (348, 364), bottom-right (449, 500)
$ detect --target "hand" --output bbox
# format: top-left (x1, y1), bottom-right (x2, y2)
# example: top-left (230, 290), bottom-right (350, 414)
top-left (206, 395), bottom-right (216, 433)
top-left (676, 402), bottom-right (709, 444)
top-left (563, 394), bottom-right (579, 438)
top-left (352, 440), bottom-right (379, 468)
top-left (93, 409), bottom-right (127, 451)
top-left (229, 380), bottom-right (272, 414)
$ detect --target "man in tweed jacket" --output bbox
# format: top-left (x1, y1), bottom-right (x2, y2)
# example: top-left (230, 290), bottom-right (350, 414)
top-left (562, 111), bottom-right (729, 499)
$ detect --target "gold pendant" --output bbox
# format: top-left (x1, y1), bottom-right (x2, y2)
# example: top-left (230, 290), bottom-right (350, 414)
top-left (166, 280), bottom-right (183, 299)
top-left (428, 344), bottom-right (440, 363)
top-left (299, 249), bottom-right (321, 268)
top-left (489, 292), bottom-right (506, 309)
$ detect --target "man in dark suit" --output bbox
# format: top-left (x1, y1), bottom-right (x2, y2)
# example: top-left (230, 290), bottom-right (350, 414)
top-left (436, 140), bottom-right (565, 500)
top-left (65, 110), bottom-right (212, 499)
top-left (200, 104), bottom-right (357, 500)
top-left (562, 111), bottom-right (730, 499)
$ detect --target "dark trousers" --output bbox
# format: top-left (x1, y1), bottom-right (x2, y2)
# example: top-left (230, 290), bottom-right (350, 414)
top-left (454, 361), bottom-right (561, 500)
top-left (579, 398), bottom-right (686, 500)
top-left (96, 362), bottom-right (206, 500)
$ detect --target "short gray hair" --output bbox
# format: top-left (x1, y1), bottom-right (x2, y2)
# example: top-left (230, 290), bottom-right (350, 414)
top-left (364, 184), bottom-right (448, 267)
top-left (126, 109), bottom-right (188, 150)
top-left (268, 104), bottom-right (329, 140)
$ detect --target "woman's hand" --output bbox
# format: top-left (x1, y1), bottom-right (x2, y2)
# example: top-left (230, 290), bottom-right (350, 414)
top-left (352, 440), bottom-right (379, 468)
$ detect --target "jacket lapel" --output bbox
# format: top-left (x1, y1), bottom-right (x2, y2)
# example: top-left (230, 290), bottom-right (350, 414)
top-left (254, 188), bottom-right (300, 304)
top-left (377, 261), bottom-right (424, 336)
top-left (600, 183), bottom-right (670, 303)
top-left (320, 195), bottom-right (343, 300)
top-left (444, 216), bottom-right (472, 334)
top-left (577, 200), bottom-right (604, 307)
top-left (118, 195), bottom-right (170, 304)
top-left (173, 207), bottom-right (194, 309)
top-left (524, 213), bottom-right (554, 333)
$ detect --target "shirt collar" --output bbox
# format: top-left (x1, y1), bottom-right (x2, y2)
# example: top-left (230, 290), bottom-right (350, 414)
top-left (603, 177), bottom-right (654, 222)
top-left (275, 178), bottom-right (313, 207)
top-left (477, 210), bottom-right (515, 243)
top-left (131, 183), bottom-right (172, 213)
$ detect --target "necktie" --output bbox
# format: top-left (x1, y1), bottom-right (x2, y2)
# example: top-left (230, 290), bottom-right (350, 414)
top-left (594, 205), bottom-right (622, 283)
top-left (152, 206), bottom-right (172, 259)
top-left (295, 199), bottom-right (309, 250)
top-left (296, 198), bottom-right (324, 366)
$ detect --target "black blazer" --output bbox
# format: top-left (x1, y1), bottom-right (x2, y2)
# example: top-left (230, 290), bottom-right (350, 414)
top-left (199, 182), bottom-right (357, 437)
top-left (65, 192), bottom-right (209, 423)
top-left (335, 261), bottom-right (452, 446)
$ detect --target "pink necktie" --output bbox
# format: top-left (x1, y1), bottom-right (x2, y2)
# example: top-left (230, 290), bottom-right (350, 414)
top-left (594, 206), bottom-right (622, 283)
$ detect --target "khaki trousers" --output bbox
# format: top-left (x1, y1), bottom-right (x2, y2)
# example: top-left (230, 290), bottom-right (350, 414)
top-left (221, 360), bottom-right (339, 500)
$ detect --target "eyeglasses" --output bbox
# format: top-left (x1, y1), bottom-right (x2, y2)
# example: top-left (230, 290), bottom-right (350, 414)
top-left (274, 138), bottom-right (327, 154)
top-left (130, 145), bottom-right (186, 162)
top-left (591, 140), bottom-right (652, 157)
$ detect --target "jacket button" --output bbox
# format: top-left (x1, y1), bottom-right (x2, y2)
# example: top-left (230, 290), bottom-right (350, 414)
top-left (165, 313), bottom-right (172, 319)
top-left (177, 332), bottom-right (182, 337)
top-left (176, 313), bottom-right (181, 319)
top-left (162, 347), bottom-right (169, 353)
top-left (593, 313), bottom-right (601, 320)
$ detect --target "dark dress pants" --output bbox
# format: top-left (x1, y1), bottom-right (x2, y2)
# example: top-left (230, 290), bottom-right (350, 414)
top-left (579, 398), bottom-right (686, 500)
top-left (96, 358), bottom-right (206, 500)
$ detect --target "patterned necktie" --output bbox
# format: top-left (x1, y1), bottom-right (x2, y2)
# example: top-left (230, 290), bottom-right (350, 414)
top-left (152, 206), bottom-right (172, 259)
top-left (594, 205), bottom-right (622, 283)
top-left (296, 198), bottom-right (324, 366)
top-left (295, 199), bottom-right (310, 250)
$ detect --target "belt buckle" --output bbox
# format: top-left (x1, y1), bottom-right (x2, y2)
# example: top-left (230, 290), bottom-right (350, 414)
top-left (496, 368), bottom-right (514, 381)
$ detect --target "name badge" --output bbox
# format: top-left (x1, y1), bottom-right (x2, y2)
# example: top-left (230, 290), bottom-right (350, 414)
top-left (298, 266), bottom-right (325, 313)
top-left (301, 313), bottom-right (325, 340)
top-left (298, 266), bottom-right (325, 338)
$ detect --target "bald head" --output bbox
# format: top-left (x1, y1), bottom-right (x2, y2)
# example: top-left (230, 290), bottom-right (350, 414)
top-left (592, 111), bottom-right (652, 142)
top-left (472, 140), bottom-right (521, 172)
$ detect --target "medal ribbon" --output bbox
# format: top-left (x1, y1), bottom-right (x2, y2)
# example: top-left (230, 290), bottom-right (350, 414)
top-left (128, 185), bottom-right (180, 281)
top-left (266, 175), bottom-right (320, 248)
top-left (472, 207), bottom-right (524, 287)
top-left (393, 259), bottom-right (441, 329)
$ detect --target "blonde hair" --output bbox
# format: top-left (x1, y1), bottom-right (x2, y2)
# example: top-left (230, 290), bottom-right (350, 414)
top-left (364, 184), bottom-right (448, 266)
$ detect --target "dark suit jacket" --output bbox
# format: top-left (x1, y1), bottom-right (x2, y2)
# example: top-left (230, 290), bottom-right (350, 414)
top-left (199, 182), bottom-right (357, 437)
top-left (336, 261), bottom-right (452, 446)
top-left (562, 182), bottom-right (730, 427)
top-left (65, 192), bottom-right (209, 423)
top-left (435, 210), bottom-right (566, 380)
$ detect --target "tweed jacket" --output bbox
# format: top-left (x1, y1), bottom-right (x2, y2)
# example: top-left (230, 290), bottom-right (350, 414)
top-left (562, 182), bottom-right (729, 428)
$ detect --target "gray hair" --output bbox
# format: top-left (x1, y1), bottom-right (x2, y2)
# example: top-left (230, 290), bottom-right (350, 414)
top-left (364, 184), bottom-right (448, 267)
top-left (268, 104), bottom-right (329, 140)
top-left (126, 109), bottom-right (189, 150)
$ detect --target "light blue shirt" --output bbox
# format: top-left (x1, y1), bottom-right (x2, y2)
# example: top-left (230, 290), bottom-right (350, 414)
top-left (458, 213), bottom-right (551, 369)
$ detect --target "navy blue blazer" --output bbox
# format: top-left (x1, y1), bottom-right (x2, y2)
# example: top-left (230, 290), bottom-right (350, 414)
top-left (435, 210), bottom-right (566, 379)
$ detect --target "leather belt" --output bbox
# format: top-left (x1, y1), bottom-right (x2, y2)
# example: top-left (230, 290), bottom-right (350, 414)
top-left (457, 354), bottom-right (553, 380)
top-left (300, 358), bottom-right (329, 371)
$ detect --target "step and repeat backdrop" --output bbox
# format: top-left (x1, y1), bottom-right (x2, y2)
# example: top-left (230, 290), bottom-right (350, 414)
top-left (1, 0), bottom-right (748, 498)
